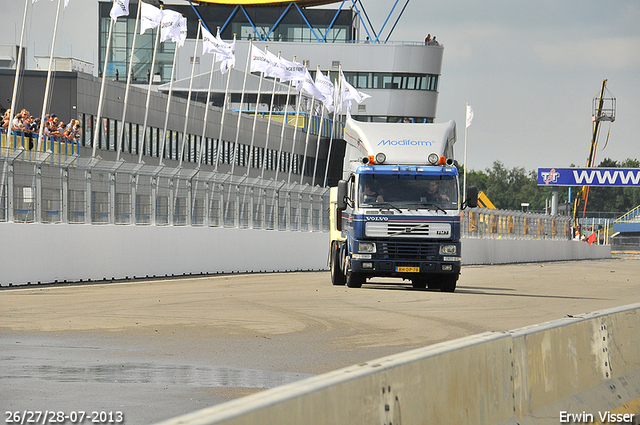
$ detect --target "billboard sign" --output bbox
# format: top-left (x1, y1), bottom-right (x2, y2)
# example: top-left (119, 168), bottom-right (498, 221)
top-left (537, 168), bottom-right (640, 187)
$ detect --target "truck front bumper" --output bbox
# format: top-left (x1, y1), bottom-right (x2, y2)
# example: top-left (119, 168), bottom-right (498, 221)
top-left (350, 257), bottom-right (461, 277)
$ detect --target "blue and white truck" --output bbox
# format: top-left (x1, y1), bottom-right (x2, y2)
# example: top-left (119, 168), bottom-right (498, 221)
top-left (329, 118), bottom-right (478, 291)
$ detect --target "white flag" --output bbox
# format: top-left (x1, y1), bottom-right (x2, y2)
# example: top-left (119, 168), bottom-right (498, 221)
top-left (177, 16), bottom-right (187, 48)
top-left (160, 10), bottom-right (183, 45)
top-left (298, 68), bottom-right (323, 100)
top-left (250, 45), bottom-right (272, 74)
top-left (279, 57), bottom-right (306, 83)
top-left (315, 70), bottom-right (334, 113)
top-left (466, 104), bottom-right (474, 128)
top-left (64, 0), bottom-right (69, 8)
top-left (110, 0), bottom-right (129, 21)
top-left (340, 72), bottom-right (370, 105)
top-left (202, 27), bottom-right (235, 69)
top-left (265, 50), bottom-right (289, 80)
top-left (140, 1), bottom-right (163, 35)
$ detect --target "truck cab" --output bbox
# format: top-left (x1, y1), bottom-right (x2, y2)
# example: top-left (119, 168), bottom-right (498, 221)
top-left (329, 119), bottom-right (477, 291)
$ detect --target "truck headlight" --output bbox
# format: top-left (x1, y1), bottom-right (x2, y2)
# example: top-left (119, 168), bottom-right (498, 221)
top-left (358, 242), bottom-right (376, 253)
top-left (428, 153), bottom-right (439, 165)
top-left (439, 245), bottom-right (457, 255)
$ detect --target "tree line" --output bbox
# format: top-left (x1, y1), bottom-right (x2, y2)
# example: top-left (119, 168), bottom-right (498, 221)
top-left (462, 158), bottom-right (640, 216)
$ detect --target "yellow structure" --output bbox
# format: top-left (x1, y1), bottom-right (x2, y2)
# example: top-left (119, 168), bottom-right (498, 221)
top-left (477, 191), bottom-right (496, 209)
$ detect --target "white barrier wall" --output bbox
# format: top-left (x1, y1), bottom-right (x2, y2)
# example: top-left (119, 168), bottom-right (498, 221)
top-left (1, 223), bottom-right (611, 286)
top-left (0, 223), bottom-right (330, 286)
top-left (462, 237), bottom-right (611, 265)
top-left (155, 303), bottom-right (640, 425)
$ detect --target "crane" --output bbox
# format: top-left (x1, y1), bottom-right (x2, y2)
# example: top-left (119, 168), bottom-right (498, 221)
top-left (572, 79), bottom-right (616, 235)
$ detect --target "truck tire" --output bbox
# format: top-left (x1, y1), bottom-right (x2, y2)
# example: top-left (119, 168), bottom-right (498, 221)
top-left (439, 274), bottom-right (458, 293)
top-left (345, 262), bottom-right (364, 288)
top-left (330, 242), bottom-right (345, 286)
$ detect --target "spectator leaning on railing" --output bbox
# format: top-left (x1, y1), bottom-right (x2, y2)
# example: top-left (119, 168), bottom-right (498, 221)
top-left (1, 108), bottom-right (79, 149)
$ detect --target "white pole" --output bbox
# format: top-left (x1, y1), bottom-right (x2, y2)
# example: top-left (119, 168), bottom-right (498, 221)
top-left (158, 45), bottom-right (179, 164)
top-left (274, 55), bottom-right (296, 183)
top-left (8, 0), bottom-right (30, 148)
top-left (197, 51), bottom-right (218, 168)
top-left (322, 71), bottom-right (337, 187)
top-left (38, 0), bottom-right (64, 153)
top-left (138, 16), bottom-right (164, 164)
top-left (178, 20), bottom-right (202, 166)
top-left (299, 96), bottom-right (315, 185)
top-left (245, 46), bottom-right (267, 175)
top-left (260, 51), bottom-right (282, 180)
top-left (287, 77), bottom-right (304, 184)
top-left (463, 103), bottom-right (469, 202)
top-left (214, 33), bottom-right (236, 171)
top-left (230, 39), bottom-right (253, 175)
top-left (117, 2), bottom-right (142, 161)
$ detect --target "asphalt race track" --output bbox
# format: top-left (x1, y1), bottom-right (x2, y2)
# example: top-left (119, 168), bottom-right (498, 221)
top-left (2, 257), bottom-right (639, 424)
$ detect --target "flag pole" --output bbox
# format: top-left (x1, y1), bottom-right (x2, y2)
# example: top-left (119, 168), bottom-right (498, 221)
top-left (230, 39), bottom-right (253, 175)
top-left (260, 51), bottom-right (282, 180)
top-left (463, 103), bottom-right (471, 201)
top-left (287, 65), bottom-right (304, 184)
top-left (214, 33), bottom-right (236, 171)
top-left (176, 20), bottom-right (201, 166)
top-left (323, 75), bottom-right (338, 187)
top-left (159, 45), bottom-right (179, 165)
top-left (8, 0), bottom-right (29, 149)
top-left (245, 46), bottom-right (267, 176)
top-left (274, 56), bottom-right (295, 183)
top-left (138, 13), bottom-right (164, 164)
top-left (299, 95), bottom-right (315, 185)
top-left (116, 2), bottom-right (142, 161)
top-left (197, 50), bottom-right (218, 168)
top-left (37, 0), bottom-right (64, 153)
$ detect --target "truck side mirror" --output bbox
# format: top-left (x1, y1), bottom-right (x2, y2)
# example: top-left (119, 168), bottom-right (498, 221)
top-left (337, 180), bottom-right (348, 210)
top-left (466, 186), bottom-right (479, 208)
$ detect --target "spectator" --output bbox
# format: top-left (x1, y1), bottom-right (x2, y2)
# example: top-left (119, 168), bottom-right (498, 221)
top-left (432, 36), bottom-right (439, 46)
top-left (2, 110), bottom-right (11, 133)
top-left (425, 34), bottom-right (431, 45)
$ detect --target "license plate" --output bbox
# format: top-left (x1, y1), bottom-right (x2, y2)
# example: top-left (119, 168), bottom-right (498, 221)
top-left (396, 266), bottom-right (420, 273)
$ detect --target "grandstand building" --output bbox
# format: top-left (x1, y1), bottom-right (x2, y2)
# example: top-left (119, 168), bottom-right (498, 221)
top-left (1, 0), bottom-right (443, 186)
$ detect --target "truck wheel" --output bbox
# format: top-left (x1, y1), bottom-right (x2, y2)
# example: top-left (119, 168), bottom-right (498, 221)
top-left (330, 242), bottom-right (345, 286)
top-left (411, 278), bottom-right (427, 289)
top-left (345, 262), bottom-right (364, 288)
top-left (440, 274), bottom-right (458, 293)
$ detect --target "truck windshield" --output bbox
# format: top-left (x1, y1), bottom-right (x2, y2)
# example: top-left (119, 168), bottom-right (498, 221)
top-left (359, 175), bottom-right (459, 210)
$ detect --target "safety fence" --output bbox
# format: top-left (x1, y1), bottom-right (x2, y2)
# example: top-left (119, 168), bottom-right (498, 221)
top-left (0, 145), bottom-right (329, 232)
top-left (463, 208), bottom-right (573, 240)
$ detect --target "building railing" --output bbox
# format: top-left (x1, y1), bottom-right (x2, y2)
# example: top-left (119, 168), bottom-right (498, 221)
top-left (462, 208), bottom-right (573, 241)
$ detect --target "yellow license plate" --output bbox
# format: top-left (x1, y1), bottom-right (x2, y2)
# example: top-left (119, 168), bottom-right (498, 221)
top-left (396, 267), bottom-right (420, 273)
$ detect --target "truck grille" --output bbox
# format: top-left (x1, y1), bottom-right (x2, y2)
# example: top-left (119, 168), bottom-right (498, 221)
top-left (366, 221), bottom-right (451, 238)
top-left (378, 242), bottom-right (438, 261)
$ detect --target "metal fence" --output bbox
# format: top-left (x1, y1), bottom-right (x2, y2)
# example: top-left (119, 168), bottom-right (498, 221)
top-left (462, 208), bottom-right (573, 240)
top-left (0, 145), bottom-right (330, 231)
top-left (0, 142), bottom-right (584, 242)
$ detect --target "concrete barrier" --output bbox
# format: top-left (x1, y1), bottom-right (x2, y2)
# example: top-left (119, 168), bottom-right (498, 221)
top-left (462, 237), bottom-right (611, 265)
top-left (155, 303), bottom-right (640, 425)
top-left (1, 222), bottom-right (611, 286)
top-left (0, 223), bottom-right (330, 286)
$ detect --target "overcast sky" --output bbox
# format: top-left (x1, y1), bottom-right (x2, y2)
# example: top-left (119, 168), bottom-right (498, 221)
top-left (5, 0), bottom-right (640, 172)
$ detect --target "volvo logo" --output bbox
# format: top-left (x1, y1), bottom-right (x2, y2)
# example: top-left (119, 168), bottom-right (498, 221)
top-left (365, 216), bottom-right (389, 221)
